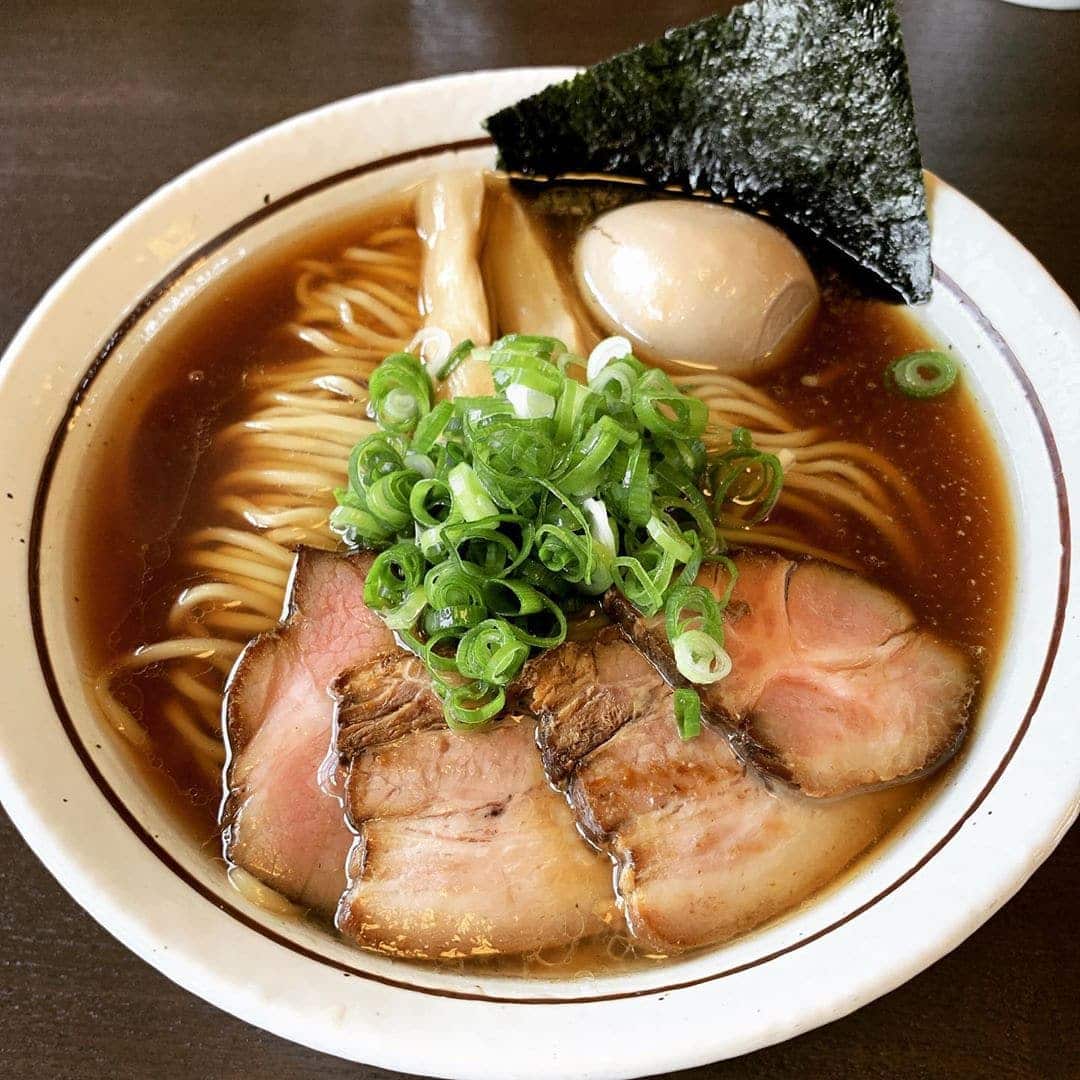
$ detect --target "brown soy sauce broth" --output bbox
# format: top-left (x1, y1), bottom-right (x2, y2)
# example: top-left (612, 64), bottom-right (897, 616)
top-left (74, 195), bottom-right (415, 822)
top-left (763, 291), bottom-right (1013, 657)
top-left (72, 184), bottom-right (1013, 976)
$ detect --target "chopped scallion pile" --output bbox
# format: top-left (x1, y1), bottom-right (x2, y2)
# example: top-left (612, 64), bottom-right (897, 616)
top-left (332, 334), bottom-right (782, 733)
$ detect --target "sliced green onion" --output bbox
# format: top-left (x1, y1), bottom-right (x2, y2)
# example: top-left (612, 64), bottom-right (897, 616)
top-left (447, 462), bottom-right (499, 521)
top-left (665, 584), bottom-right (724, 642)
top-left (328, 501), bottom-right (394, 546)
top-left (613, 555), bottom-right (666, 617)
top-left (366, 469), bottom-right (419, 532)
top-left (440, 516), bottom-right (535, 577)
top-left (409, 477), bottom-right (453, 527)
top-left (888, 350), bottom-right (958, 398)
top-left (711, 431), bottom-right (784, 526)
top-left (348, 434), bottom-right (404, 493)
top-left (537, 521), bottom-right (592, 580)
top-left (491, 358), bottom-right (564, 399)
top-left (557, 416), bottom-right (637, 496)
top-left (431, 336), bottom-right (473, 380)
top-left (590, 360), bottom-right (639, 403)
top-left (505, 383), bottom-right (557, 419)
top-left (676, 534), bottom-right (705, 591)
top-left (674, 688), bottom-right (702, 740)
top-left (410, 327), bottom-right (452, 375)
top-left (633, 368), bottom-right (708, 439)
top-left (672, 630), bottom-right (732, 684)
top-left (416, 524), bottom-right (447, 561)
top-left (607, 441), bottom-right (652, 526)
top-left (382, 388), bottom-right (420, 429)
top-left (580, 502), bottom-right (617, 595)
top-left (586, 335), bottom-right (633, 382)
top-left (424, 603), bottom-right (487, 634)
top-left (368, 352), bottom-right (432, 434)
top-left (411, 400), bottom-right (455, 454)
top-left (582, 497), bottom-right (617, 558)
top-left (444, 682), bottom-right (506, 731)
top-left (708, 556), bottom-right (739, 609)
top-left (489, 333), bottom-right (565, 366)
top-left (403, 451), bottom-right (435, 478)
top-left (424, 559), bottom-right (486, 610)
top-left (552, 379), bottom-right (596, 447)
top-left (364, 542), bottom-right (425, 607)
top-left (333, 332), bottom-right (780, 730)
top-left (456, 619), bottom-right (530, 684)
top-left (646, 513), bottom-right (694, 563)
top-left (383, 587), bottom-right (428, 630)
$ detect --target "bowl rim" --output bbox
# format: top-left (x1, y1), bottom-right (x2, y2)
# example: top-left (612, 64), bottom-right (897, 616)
top-left (18, 150), bottom-right (1074, 1005)
top-left (1, 68), bottom-right (1078, 1076)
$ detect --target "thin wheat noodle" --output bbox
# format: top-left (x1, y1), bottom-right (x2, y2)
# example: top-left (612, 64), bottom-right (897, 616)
top-left (207, 570), bottom-right (288, 601)
top-left (345, 263), bottom-right (419, 287)
top-left (232, 433), bottom-right (359, 458)
top-left (342, 245), bottom-right (416, 267)
top-left (773, 489), bottom-right (838, 530)
top-left (167, 669), bottom-right (229, 717)
top-left (362, 279), bottom-right (425, 317)
top-left (323, 294), bottom-right (410, 350)
top-left (97, 221), bottom-right (418, 768)
top-left (796, 439), bottom-right (933, 531)
top-left (783, 472), bottom-right (915, 566)
top-left (228, 866), bottom-right (301, 916)
top-left (795, 458), bottom-right (893, 511)
top-left (185, 527), bottom-right (297, 566)
top-left (322, 283), bottom-right (413, 336)
top-left (216, 498), bottom-right (330, 530)
top-left (93, 678), bottom-right (152, 751)
top-left (215, 467), bottom-right (342, 494)
top-left (313, 374), bottom-right (369, 400)
top-left (701, 396), bottom-right (798, 431)
top-left (290, 326), bottom-right (382, 358)
top-left (261, 390), bottom-right (377, 415)
top-left (171, 581), bottom-right (283, 620)
top-left (162, 699), bottom-right (226, 770)
top-left (366, 225), bottom-right (422, 246)
top-left (719, 527), bottom-right (861, 569)
top-left (296, 258), bottom-right (337, 276)
top-left (247, 356), bottom-right (376, 382)
top-left (743, 428), bottom-right (828, 449)
top-left (226, 415), bottom-right (371, 441)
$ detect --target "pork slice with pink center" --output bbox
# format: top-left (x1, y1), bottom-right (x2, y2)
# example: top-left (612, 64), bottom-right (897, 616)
top-left (221, 548), bottom-right (391, 914)
top-left (605, 553), bottom-right (975, 797)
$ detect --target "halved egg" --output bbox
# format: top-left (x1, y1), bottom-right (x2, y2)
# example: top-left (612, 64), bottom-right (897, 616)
top-left (574, 201), bottom-right (819, 378)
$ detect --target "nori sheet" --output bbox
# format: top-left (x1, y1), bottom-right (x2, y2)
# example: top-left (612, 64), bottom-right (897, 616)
top-left (485, 0), bottom-right (932, 303)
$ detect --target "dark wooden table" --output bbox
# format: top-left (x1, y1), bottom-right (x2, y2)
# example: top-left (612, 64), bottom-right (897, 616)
top-left (2, 2), bottom-right (1078, 1077)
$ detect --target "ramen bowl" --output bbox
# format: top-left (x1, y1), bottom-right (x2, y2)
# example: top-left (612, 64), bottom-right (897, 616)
top-left (0, 70), bottom-right (1077, 1079)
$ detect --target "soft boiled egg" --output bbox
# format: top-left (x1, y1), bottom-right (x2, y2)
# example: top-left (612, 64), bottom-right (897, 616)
top-left (574, 200), bottom-right (820, 377)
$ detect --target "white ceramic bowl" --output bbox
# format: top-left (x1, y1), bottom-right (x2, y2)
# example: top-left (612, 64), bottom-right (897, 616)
top-left (0, 70), bottom-right (1077, 1079)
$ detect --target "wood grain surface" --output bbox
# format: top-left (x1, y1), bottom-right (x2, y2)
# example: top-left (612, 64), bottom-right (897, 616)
top-left (1, 2), bottom-right (1077, 1078)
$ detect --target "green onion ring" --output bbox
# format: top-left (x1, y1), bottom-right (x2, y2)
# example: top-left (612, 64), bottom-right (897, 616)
top-left (672, 630), bottom-right (732, 684)
top-left (887, 350), bottom-right (959, 398)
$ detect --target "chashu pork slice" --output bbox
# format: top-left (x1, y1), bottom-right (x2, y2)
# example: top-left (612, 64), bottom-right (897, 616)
top-left (332, 653), bottom-right (619, 959)
top-left (222, 548), bottom-right (392, 914)
top-left (522, 626), bottom-right (895, 953)
top-left (605, 553), bottom-right (975, 798)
